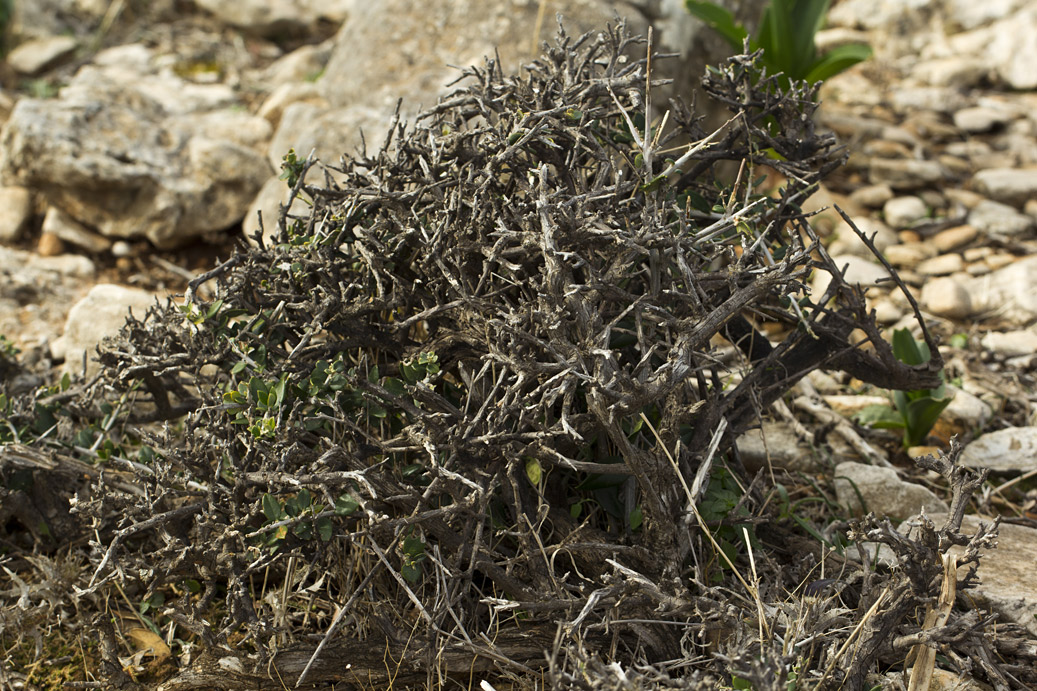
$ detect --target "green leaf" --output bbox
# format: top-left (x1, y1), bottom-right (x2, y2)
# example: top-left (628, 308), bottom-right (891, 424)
top-left (891, 328), bottom-right (929, 366)
top-left (335, 492), bottom-right (360, 515)
top-left (524, 457), bottom-right (542, 486)
top-left (317, 517), bottom-right (333, 542)
top-left (854, 403), bottom-right (903, 429)
top-left (297, 488), bottom-right (311, 508)
top-left (684, 1), bottom-right (749, 51)
top-left (902, 395), bottom-right (953, 447)
top-left (230, 360), bottom-right (247, 375)
top-left (262, 493), bottom-right (281, 522)
top-left (805, 42), bottom-right (872, 83)
top-left (628, 506), bottom-right (643, 531)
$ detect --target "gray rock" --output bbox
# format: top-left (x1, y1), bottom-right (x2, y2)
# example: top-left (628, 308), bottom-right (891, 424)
top-left (736, 421), bottom-right (822, 473)
top-left (980, 330), bottom-right (1037, 358)
top-left (916, 253), bottom-right (964, 276)
top-left (0, 63), bottom-right (272, 249)
top-left (812, 254), bottom-right (891, 296)
top-left (869, 158), bottom-right (945, 190)
top-left (953, 106), bottom-right (1013, 133)
top-left (883, 195), bottom-right (928, 229)
top-left (949, 6), bottom-right (1037, 90)
top-left (194, 0), bottom-right (350, 35)
top-left (0, 186), bottom-right (33, 242)
top-left (62, 284), bottom-right (159, 378)
top-left (931, 225), bottom-right (978, 253)
top-left (973, 167), bottom-right (1037, 208)
top-left (6, 35), bottom-right (78, 75)
top-left (834, 461), bottom-right (949, 520)
top-left (901, 514), bottom-right (1037, 637)
top-left (912, 56), bottom-right (990, 88)
top-left (920, 277), bottom-right (972, 319)
top-left (41, 206), bottom-right (112, 254)
top-left (960, 427), bottom-right (1037, 473)
top-left (849, 183), bottom-right (894, 208)
top-left (883, 242), bottom-right (936, 267)
top-left (967, 199), bottom-right (1035, 237)
top-left (829, 216), bottom-right (897, 257)
top-left (941, 385), bottom-right (993, 431)
top-left (889, 86), bottom-right (967, 114)
top-left (944, 0), bottom-right (1033, 30)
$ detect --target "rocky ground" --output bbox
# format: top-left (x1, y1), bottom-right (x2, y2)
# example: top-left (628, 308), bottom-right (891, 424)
top-left (0, 0), bottom-right (1036, 687)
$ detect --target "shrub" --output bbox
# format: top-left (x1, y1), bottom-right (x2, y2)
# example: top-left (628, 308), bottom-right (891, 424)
top-left (0, 22), bottom-right (952, 688)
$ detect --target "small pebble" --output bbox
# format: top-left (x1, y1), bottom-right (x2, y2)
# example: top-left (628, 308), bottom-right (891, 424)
top-left (931, 225), bottom-right (978, 252)
top-left (884, 243), bottom-right (936, 267)
top-left (884, 196), bottom-right (929, 229)
top-left (37, 231), bottom-right (64, 256)
top-left (920, 276), bottom-right (972, 319)
top-left (111, 240), bottom-right (133, 258)
top-left (917, 253), bottom-right (964, 276)
top-left (849, 183), bottom-right (893, 208)
top-left (963, 246), bottom-right (992, 262)
top-left (985, 253), bottom-right (1015, 270)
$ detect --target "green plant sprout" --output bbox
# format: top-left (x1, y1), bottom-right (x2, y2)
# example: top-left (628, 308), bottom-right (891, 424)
top-left (854, 328), bottom-right (953, 448)
top-left (685, 0), bottom-right (871, 87)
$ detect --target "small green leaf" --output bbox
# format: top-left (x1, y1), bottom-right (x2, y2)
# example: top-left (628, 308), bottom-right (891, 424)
top-left (524, 457), bottom-right (542, 486)
top-left (628, 506), bottom-right (643, 531)
top-left (317, 517), bottom-right (333, 542)
top-left (262, 494), bottom-right (281, 522)
top-left (335, 493), bottom-right (360, 515)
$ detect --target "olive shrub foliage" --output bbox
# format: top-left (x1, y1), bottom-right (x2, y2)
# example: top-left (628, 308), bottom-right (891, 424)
top-left (2, 22), bottom-right (989, 690)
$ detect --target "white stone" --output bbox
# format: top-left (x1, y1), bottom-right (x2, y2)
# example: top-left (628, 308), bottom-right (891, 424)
top-left (912, 56), bottom-right (990, 88)
top-left (980, 330), bottom-right (1037, 358)
top-left (62, 284), bottom-right (159, 378)
top-left (941, 385), bottom-right (992, 430)
top-left (0, 67), bottom-right (272, 248)
top-left (834, 461), bottom-right (948, 520)
top-left (883, 243), bottom-right (936, 267)
top-left (6, 36), bottom-right (78, 75)
top-left (194, 0), bottom-right (350, 35)
top-left (829, 217), bottom-right (897, 257)
top-left (960, 427), bottom-right (1037, 473)
top-left (42, 206), bottom-right (112, 254)
top-left (869, 158), bottom-right (945, 190)
top-left (849, 183), bottom-right (894, 208)
top-left (931, 225), bottom-right (978, 252)
top-left (883, 196), bottom-right (928, 229)
top-left (916, 253), bottom-right (964, 276)
top-left (973, 168), bottom-right (1037, 208)
top-left (920, 277), bottom-right (972, 319)
top-left (0, 186), bottom-right (33, 242)
top-left (968, 199), bottom-right (1035, 236)
top-left (736, 421), bottom-right (821, 473)
top-left (953, 106), bottom-right (1013, 134)
top-left (812, 254), bottom-right (891, 297)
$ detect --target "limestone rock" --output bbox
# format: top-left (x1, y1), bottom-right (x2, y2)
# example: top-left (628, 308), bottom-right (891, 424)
top-left (0, 186), bottom-right (33, 243)
top-left (6, 35), bottom-right (79, 75)
top-left (194, 0), bottom-right (350, 35)
top-left (62, 284), bottom-right (159, 378)
top-left (834, 461), bottom-right (948, 520)
top-left (967, 199), bottom-right (1035, 237)
top-left (0, 59), bottom-right (272, 249)
top-left (960, 427), bottom-right (1037, 473)
top-left (973, 167), bottom-right (1037, 208)
top-left (41, 206), bottom-right (112, 254)
top-left (869, 158), bottom-right (945, 190)
top-left (920, 277), bottom-right (972, 319)
top-left (883, 195), bottom-right (928, 229)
